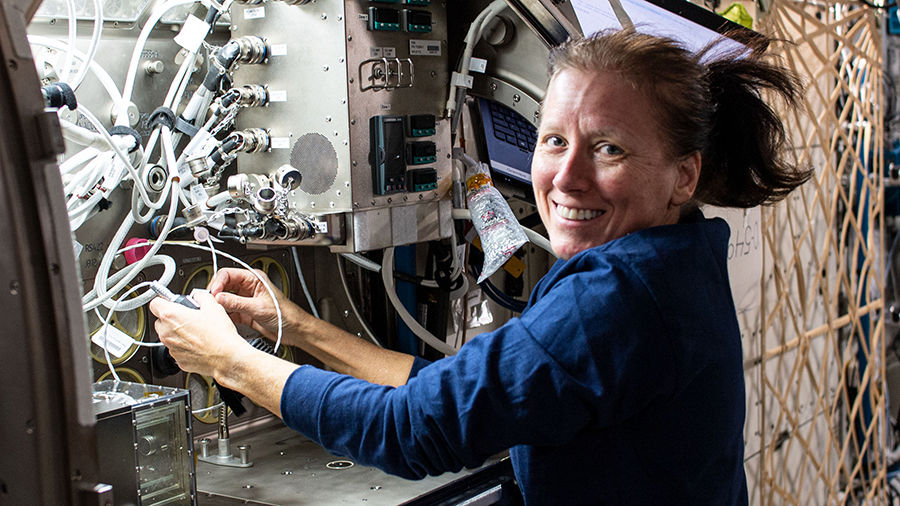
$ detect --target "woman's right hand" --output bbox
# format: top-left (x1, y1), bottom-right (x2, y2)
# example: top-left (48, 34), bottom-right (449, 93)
top-left (207, 268), bottom-right (304, 342)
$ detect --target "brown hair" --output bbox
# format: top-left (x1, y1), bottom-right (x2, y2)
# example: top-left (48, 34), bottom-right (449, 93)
top-left (547, 28), bottom-right (813, 208)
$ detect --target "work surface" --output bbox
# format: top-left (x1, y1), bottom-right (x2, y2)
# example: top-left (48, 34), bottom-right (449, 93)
top-left (196, 417), bottom-right (500, 505)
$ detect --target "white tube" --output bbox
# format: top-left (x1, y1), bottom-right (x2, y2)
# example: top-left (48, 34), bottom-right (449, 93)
top-left (77, 107), bottom-right (162, 212)
top-left (83, 177), bottom-right (178, 311)
top-left (59, 0), bottom-right (78, 84)
top-left (382, 248), bottom-right (458, 356)
top-left (96, 254), bottom-right (177, 311)
top-left (206, 191), bottom-right (231, 209)
top-left (60, 120), bottom-right (136, 152)
top-left (339, 253), bottom-right (382, 273)
top-left (445, 0), bottom-right (507, 116)
top-left (451, 208), bottom-right (556, 258)
top-left (71, 0), bottom-right (104, 90)
top-left (28, 36), bottom-right (125, 111)
top-left (59, 147), bottom-right (100, 175)
top-left (101, 281), bottom-right (153, 382)
top-left (122, 0), bottom-right (203, 103)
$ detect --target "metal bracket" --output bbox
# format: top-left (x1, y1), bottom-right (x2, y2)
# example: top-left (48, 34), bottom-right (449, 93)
top-left (359, 57), bottom-right (415, 91)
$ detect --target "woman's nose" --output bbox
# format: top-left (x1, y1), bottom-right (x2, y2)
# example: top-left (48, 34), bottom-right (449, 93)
top-left (552, 151), bottom-right (593, 193)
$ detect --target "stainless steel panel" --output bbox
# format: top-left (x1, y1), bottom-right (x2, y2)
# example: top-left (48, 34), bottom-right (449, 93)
top-left (231, 0), bottom-right (453, 251)
top-left (196, 417), bottom-right (503, 506)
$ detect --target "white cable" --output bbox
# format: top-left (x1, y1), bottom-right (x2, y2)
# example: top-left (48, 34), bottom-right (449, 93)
top-left (59, 147), bottom-right (100, 175)
top-left (60, 120), bottom-right (135, 152)
top-left (28, 36), bottom-right (125, 110)
top-left (192, 402), bottom-right (225, 415)
top-left (101, 281), bottom-right (155, 382)
top-left (59, 0), bottom-right (78, 84)
top-left (75, 107), bottom-right (158, 210)
top-left (291, 247), bottom-right (319, 319)
top-left (92, 255), bottom-right (177, 312)
top-left (122, 0), bottom-right (204, 103)
top-left (207, 237), bottom-right (218, 275)
top-left (83, 177), bottom-right (178, 311)
top-left (337, 254), bottom-right (384, 348)
top-left (70, 0), bottom-right (104, 90)
top-left (164, 242), bottom-right (284, 353)
top-left (339, 253), bottom-right (382, 273)
top-left (206, 190), bottom-right (232, 208)
top-left (445, 0), bottom-right (507, 116)
top-left (382, 248), bottom-right (458, 356)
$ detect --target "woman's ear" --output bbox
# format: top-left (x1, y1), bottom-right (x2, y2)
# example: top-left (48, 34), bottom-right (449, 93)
top-left (671, 151), bottom-right (701, 207)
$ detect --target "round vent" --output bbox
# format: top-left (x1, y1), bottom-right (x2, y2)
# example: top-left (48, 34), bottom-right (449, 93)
top-left (290, 133), bottom-right (338, 195)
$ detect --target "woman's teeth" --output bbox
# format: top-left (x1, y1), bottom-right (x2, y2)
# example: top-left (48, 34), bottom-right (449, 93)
top-left (556, 204), bottom-right (600, 221)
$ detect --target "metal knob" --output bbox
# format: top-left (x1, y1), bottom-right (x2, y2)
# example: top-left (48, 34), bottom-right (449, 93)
top-left (238, 445), bottom-right (251, 465)
top-left (198, 438), bottom-right (210, 458)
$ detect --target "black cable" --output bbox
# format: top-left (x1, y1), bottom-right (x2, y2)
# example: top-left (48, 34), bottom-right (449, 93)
top-left (468, 262), bottom-right (527, 313)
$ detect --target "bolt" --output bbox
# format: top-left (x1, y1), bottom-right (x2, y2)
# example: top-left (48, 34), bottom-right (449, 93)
top-left (513, 94), bottom-right (521, 103)
top-left (490, 83), bottom-right (498, 91)
top-left (343, 310), bottom-right (350, 318)
top-left (9, 281), bottom-right (19, 295)
top-left (326, 116), bottom-right (332, 122)
top-left (323, 65), bottom-right (329, 71)
top-left (321, 13), bottom-right (327, 19)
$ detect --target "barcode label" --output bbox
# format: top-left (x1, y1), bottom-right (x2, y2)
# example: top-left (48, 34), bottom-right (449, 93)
top-left (92, 325), bottom-right (134, 358)
top-left (409, 39), bottom-right (441, 56)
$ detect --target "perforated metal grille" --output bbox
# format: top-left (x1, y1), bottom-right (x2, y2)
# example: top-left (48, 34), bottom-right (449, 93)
top-left (290, 133), bottom-right (338, 195)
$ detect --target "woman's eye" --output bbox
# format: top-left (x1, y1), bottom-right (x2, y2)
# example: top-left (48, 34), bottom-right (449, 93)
top-left (599, 144), bottom-right (623, 156)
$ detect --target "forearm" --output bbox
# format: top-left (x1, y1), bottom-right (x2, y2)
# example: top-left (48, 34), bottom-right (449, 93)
top-left (215, 348), bottom-right (300, 418)
top-left (290, 314), bottom-right (415, 387)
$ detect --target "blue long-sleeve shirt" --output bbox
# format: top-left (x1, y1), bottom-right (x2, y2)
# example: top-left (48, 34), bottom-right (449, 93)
top-left (282, 212), bottom-right (748, 504)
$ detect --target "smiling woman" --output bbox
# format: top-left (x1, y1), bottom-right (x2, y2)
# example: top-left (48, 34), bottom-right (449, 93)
top-left (534, 29), bottom-right (811, 260)
top-left (150, 28), bottom-right (813, 506)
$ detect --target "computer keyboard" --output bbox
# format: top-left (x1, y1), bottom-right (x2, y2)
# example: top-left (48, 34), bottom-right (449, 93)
top-left (488, 101), bottom-right (537, 153)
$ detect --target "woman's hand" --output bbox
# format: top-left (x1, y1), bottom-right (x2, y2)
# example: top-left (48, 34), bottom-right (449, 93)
top-left (149, 290), bottom-right (252, 378)
top-left (207, 268), bottom-right (305, 343)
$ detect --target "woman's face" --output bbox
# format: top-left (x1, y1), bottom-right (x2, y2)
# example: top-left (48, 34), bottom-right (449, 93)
top-left (532, 69), bottom-right (700, 260)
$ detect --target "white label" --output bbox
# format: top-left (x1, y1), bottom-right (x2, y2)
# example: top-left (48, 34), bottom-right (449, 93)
top-left (410, 39), bottom-right (441, 56)
top-left (451, 72), bottom-right (474, 89)
top-left (173, 15), bottom-right (210, 53)
top-left (271, 44), bottom-right (288, 56)
top-left (243, 6), bottom-right (265, 19)
top-left (469, 57), bottom-right (488, 73)
top-left (102, 159), bottom-right (127, 192)
top-left (177, 160), bottom-right (192, 179)
top-left (190, 183), bottom-right (208, 205)
top-left (312, 220), bottom-right (328, 233)
top-left (92, 325), bottom-right (134, 359)
top-left (383, 47), bottom-right (396, 57)
top-left (370, 47), bottom-right (383, 58)
top-left (359, 13), bottom-right (369, 20)
top-left (269, 90), bottom-right (287, 102)
top-left (73, 240), bottom-right (84, 259)
top-left (271, 137), bottom-right (291, 149)
top-left (380, 104), bottom-right (392, 110)
top-left (195, 131), bottom-right (218, 158)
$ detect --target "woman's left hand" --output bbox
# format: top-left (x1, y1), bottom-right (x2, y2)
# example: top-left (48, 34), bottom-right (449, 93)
top-left (149, 290), bottom-right (253, 379)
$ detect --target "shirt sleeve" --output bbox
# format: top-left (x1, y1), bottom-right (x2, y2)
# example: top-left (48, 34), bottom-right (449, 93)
top-left (280, 253), bottom-right (673, 480)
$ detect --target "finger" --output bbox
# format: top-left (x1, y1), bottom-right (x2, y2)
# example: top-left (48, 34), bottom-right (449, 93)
top-left (208, 268), bottom-right (243, 294)
top-left (192, 289), bottom-right (219, 307)
top-left (216, 291), bottom-right (260, 316)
